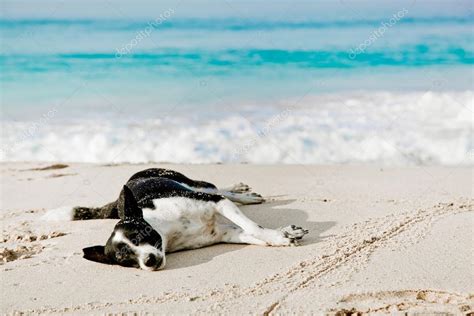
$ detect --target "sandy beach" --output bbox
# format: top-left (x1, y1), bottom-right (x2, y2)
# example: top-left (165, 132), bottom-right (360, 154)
top-left (0, 162), bottom-right (472, 314)
top-left (2, 0), bottom-right (473, 314)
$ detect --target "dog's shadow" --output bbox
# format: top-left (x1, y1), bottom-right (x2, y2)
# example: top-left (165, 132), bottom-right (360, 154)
top-left (165, 199), bottom-right (336, 270)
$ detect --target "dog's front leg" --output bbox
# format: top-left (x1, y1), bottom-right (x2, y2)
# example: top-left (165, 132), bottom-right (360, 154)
top-left (216, 199), bottom-right (308, 246)
top-left (218, 224), bottom-right (268, 246)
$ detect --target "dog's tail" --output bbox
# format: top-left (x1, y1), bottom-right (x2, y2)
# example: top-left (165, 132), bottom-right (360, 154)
top-left (42, 201), bottom-right (118, 221)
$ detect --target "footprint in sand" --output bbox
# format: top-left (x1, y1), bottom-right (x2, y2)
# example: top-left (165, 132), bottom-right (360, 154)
top-left (1, 229), bottom-right (67, 264)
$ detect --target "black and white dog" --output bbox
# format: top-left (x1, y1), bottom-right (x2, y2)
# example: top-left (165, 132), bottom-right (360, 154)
top-left (49, 168), bottom-right (309, 270)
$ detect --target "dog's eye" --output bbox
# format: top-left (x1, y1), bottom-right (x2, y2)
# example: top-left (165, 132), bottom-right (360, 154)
top-left (117, 242), bottom-right (127, 249)
top-left (128, 234), bottom-right (140, 246)
top-left (115, 243), bottom-right (133, 260)
top-left (116, 243), bottom-right (131, 254)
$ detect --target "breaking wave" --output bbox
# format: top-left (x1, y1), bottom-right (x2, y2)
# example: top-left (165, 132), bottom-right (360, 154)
top-left (1, 91), bottom-right (472, 165)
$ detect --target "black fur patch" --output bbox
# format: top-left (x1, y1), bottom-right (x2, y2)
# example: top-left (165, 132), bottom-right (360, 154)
top-left (73, 168), bottom-right (221, 220)
top-left (117, 177), bottom-right (224, 219)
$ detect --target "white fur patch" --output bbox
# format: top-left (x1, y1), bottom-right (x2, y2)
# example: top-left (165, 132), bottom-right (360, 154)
top-left (41, 206), bottom-right (74, 221)
top-left (147, 197), bottom-right (217, 219)
top-left (143, 197), bottom-right (220, 252)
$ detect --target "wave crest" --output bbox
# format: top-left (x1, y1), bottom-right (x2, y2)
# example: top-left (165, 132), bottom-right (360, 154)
top-left (1, 91), bottom-right (472, 165)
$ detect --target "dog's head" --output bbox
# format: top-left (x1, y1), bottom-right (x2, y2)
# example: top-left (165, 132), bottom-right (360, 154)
top-left (82, 185), bottom-right (165, 271)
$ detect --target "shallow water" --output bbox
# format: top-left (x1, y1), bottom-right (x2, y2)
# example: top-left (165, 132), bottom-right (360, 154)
top-left (1, 0), bottom-right (472, 164)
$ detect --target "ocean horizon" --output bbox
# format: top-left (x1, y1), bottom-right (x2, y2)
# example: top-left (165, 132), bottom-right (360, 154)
top-left (1, 0), bottom-right (473, 165)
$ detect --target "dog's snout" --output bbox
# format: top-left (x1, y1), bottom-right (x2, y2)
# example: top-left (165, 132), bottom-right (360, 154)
top-left (144, 254), bottom-right (160, 268)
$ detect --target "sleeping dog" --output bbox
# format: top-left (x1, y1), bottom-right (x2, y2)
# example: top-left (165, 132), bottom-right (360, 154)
top-left (53, 168), bottom-right (309, 270)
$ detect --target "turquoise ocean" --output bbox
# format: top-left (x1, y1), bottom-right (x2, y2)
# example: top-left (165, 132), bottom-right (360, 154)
top-left (1, 0), bottom-right (473, 164)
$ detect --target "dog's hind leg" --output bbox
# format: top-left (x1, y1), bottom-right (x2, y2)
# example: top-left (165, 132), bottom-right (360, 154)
top-left (217, 191), bottom-right (265, 205)
top-left (216, 199), bottom-right (308, 246)
top-left (135, 168), bottom-right (264, 205)
top-left (188, 186), bottom-right (265, 205)
top-left (220, 183), bottom-right (251, 194)
top-left (188, 188), bottom-right (264, 205)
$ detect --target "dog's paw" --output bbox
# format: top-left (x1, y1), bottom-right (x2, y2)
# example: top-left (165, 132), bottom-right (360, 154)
top-left (228, 182), bottom-right (251, 193)
top-left (279, 225), bottom-right (309, 245)
top-left (237, 192), bottom-right (265, 204)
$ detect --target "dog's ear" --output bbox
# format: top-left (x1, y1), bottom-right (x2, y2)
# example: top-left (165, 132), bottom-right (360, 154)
top-left (82, 245), bottom-right (113, 264)
top-left (123, 185), bottom-right (143, 219)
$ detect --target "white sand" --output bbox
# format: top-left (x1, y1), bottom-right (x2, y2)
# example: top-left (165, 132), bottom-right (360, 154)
top-left (1, 163), bottom-right (472, 315)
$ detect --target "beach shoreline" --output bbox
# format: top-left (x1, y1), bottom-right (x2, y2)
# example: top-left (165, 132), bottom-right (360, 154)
top-left (2, 90), bottom-right (472, 166)
top-left (1, 162), bottom-right (472, 314)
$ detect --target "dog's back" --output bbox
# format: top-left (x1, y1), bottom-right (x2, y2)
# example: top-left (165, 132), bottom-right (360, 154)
top-left (44, 168), bottom-right (222, 221)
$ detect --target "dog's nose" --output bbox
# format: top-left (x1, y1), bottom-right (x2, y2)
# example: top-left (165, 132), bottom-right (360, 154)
top-left (144, 254), bottom-right (159, 267)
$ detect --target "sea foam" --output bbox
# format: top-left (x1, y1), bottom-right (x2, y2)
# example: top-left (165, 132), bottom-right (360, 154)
top-left (1, 91), bottom-right (472, 165)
